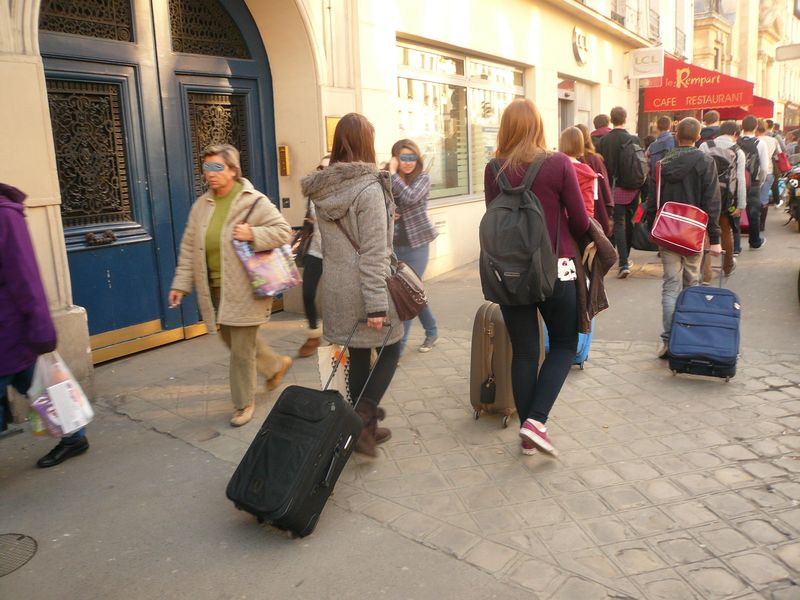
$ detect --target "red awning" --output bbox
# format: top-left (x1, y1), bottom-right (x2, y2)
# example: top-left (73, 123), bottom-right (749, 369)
top-left (643, 57), bottom-right (754, 112)
top-left (716, 96), bottom-right (775, 119)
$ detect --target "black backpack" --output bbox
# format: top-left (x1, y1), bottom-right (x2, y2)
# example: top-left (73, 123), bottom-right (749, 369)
top-left (616, 136), bottom-right (648, 188)
top-left (479, 156), bottom-right (558, 305)
top-left (737, 136), bottom-right (760, 190)
top-left (705, 140), bottom-right (738, 210)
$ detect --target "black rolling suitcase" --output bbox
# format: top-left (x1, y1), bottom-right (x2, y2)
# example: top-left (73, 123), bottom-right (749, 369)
top-left (668, 252), bottom-right (741, 381)
top-left (226, 322), bottom-right (393, 537)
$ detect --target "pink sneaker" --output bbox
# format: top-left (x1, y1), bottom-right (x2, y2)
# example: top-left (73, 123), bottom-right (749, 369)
top-left (520, 419), bottom-right (557, 456)
top-left (521, 438), bottom-right (538, 456)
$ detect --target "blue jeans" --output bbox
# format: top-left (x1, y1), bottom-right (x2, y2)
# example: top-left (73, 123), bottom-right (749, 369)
top-left (1, 365), bottom-right (86, 442)
top-left (500, 280), bottom-right (577, 424)
top-left (395, 244), bottom-right (438, 349)
top-left (760, 173), bottom-right (775, 206)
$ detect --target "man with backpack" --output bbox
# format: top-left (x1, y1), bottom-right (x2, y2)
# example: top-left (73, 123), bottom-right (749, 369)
top-left (699, 120), bottom-right (746, 278)
top-left (597, 106), bottom-right (648, 278)
top-left (737, 115), bottom-right (770, 249)
top-left (646, 116), bottom-right (675, 200)
top-left (646, 118), bottom-right (722, 359)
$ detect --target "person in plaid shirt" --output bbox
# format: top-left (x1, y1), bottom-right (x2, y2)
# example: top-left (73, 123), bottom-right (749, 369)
top-left (389, 139), bottom-right (439, 354)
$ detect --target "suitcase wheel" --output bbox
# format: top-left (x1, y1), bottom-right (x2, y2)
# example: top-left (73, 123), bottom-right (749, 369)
top-left (502, 415), bottom-right (510, 428)
top-left (671, 370), bottom-right (677, 376)
top-left (474, 409), bottom-right (481, 420)
top-left (578, 362), bottom-right (585, 370)
top-left (725, 376), bottom-right (731, 383)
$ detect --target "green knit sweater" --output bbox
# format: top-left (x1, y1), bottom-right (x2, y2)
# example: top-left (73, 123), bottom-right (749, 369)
top-left (205, 182), bottom-right (242, 288)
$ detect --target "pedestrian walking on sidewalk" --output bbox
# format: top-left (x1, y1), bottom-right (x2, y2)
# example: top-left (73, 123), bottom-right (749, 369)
top-left (645, 118), bottom-right (722, 359)
top-left (297, 154), bottom-right (330, 358)
top-left (596, 106), bottom-right (647, 279)
top-left (0, 182), bottom-right (89, 467)
top-left (301, 113), bottom-right (403, 456)
top-left (756, 119), bottom-right (780, 230)
top-left (737, 115), bottom-right (770, 249)
top-left (483, 98), bottom-right (590, 457)
top-left (169, 144), bottom-right (293, 428)
top-left (575, 123), bottom-right (614, 236)
top-left (389, 139), bottom-right (439, 355)
top-left (699, 120), bottom-right (746, 278)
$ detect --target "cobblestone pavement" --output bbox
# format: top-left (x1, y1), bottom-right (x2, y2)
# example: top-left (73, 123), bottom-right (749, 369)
top-left (95, 314), bottom-right (800, 600)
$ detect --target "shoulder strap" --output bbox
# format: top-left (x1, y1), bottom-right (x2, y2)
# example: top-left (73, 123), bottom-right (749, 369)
top-left (334, 219), bottom-right (360, 254)
top-left (707, 140), bottom-right (716, 149)
top-left (491, 154), bottom-right (547, 194)
top-left (241, 196), bottom-right (260, 224)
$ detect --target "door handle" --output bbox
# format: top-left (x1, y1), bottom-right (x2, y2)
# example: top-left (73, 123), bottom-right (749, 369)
top-left (85, 230), bottom-right (117, 246)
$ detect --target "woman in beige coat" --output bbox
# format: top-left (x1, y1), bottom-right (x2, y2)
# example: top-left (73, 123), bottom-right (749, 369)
top-left (301, 114), bottom-right (403, 456)
top-left (169, 144), bottom-right (293, 427)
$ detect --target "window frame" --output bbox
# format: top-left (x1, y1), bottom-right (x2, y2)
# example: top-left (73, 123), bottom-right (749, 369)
top-left (396, 40), bottom-right (525, 207)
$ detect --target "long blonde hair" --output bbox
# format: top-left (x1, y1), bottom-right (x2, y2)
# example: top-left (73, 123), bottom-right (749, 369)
top-left (495, 98), bottom-right (548, 172)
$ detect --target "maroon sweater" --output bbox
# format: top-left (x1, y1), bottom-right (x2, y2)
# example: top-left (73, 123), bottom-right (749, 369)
top-left (484, 152), bottom-right (591, 259)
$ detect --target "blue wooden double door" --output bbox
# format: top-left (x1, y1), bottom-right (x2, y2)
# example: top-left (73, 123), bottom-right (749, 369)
top-left (39, 0), bottom-right (277, 361)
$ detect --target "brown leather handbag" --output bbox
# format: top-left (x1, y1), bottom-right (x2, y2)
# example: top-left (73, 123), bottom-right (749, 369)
top-left (334, 219), bottom-right (427, 321)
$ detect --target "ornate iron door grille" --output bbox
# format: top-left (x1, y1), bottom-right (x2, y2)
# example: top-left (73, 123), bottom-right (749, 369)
top-left (187, 93), bottom-right (250, 198)
top-left (46, 79), bottom-right (133, 229)
top-left (39, 0), bottom-right (134, 42)
top-left (168, 0), bottom-right (250, 59)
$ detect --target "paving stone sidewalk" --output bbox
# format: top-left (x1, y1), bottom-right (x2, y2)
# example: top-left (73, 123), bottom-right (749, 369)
top-left (95, 315), bottom-right (800, 600)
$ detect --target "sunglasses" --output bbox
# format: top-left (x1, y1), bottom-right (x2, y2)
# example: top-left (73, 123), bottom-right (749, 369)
top-left (399, 153), bottom-right (418, 163)
top-left (202, 162), bottom-right (226, 172)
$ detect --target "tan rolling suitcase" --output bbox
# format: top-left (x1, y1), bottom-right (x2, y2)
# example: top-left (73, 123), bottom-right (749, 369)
top-left (470, 301), bottom-right (515, 428)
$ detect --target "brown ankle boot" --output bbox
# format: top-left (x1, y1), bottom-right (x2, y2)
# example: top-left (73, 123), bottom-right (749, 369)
top-left (298, 327), bottom-right (322, 358)
top-left (355, 399), bottom-right (390, 457)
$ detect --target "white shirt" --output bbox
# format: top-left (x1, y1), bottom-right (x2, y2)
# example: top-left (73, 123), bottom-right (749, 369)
top-left (759, 135), bottom-right (779, 175)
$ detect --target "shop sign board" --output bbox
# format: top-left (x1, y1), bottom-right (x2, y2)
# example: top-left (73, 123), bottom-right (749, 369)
top-left (643, 56), bottom-right (753, 112)
top-left (629, 47), bottom-right (664, 79)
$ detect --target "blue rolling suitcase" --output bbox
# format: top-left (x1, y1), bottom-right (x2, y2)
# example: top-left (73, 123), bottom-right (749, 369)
top-left (543, 319), bottom-right (594, 370)
top-left (668, 253), bottom-right (740, 381)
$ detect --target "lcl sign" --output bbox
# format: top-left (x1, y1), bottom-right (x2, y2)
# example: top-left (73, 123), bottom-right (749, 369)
top-left (629, 47), bottom-right (665, 79)
top-left (573, 27), bottom-right (590, 65)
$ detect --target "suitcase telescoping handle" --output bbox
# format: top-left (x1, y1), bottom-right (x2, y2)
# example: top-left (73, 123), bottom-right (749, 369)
top-left (699, 249), bottom-right (726, 287)
top-left (323, 319), bottom-right (394, 410)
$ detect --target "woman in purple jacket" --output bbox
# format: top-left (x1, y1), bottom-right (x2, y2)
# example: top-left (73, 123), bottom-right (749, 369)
top-left (484, 99), bottom-right (590, 457)
top-left (0, 183), bottom-right (88, 467)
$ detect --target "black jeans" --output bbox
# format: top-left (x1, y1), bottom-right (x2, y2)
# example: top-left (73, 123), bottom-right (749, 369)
top-left (302, 255), bottom-right (323, 329)
top-left (613, 199), bottom-right (639, 268)
top-left (746, 186), bottom-right (763, 248)
top-left (500, 280), bottom-right (578, 424)
top-left (348, 342), bottom-right (401, 407)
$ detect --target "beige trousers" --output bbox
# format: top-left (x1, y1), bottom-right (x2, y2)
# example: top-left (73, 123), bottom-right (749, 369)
top-left (211, 288), bottom-right (283, 409)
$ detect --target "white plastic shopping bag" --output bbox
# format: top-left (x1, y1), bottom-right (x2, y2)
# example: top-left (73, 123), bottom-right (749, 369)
top-left (28, 352), bottom-right (93, 436)
top-left (317, 344), bottom-right (351, 402)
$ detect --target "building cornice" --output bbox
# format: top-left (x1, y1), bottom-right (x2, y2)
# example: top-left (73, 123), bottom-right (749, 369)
top-left (537, 0), bottom-right (653, 48)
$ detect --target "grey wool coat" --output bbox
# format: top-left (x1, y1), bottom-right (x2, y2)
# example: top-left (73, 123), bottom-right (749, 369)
top-left (171, 178), bottom-right (292, 331)
top-left (301, 162), bottom-right (403, 348)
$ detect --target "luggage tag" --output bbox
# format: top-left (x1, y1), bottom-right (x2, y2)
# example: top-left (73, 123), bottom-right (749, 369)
top-left (480, 376), bottom-right (496, 405)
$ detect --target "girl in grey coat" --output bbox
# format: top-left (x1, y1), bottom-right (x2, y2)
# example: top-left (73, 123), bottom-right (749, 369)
top-left (301, 113), bottom-right (402, 456)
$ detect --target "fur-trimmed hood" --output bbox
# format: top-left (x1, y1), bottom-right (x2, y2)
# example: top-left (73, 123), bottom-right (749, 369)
top-left (301, 162), bottom-right (390, 221)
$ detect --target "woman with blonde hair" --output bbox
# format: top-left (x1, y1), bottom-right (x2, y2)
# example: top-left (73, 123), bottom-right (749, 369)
top-left (170, 144), bottom-right (293, 427)
top-left (575, 122), bottom-right (613, 235)
top-left (483, 98), bottom-right (590, 456)
top-left (389, 138), bottom-right (439, 354)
